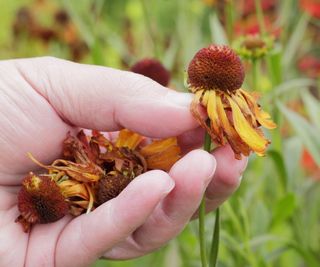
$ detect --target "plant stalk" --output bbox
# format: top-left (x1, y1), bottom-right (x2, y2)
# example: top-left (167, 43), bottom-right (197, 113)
top-left (199, 132), bottom-right (212, 267)
top-left (209, 208), bottom-right (220, 267)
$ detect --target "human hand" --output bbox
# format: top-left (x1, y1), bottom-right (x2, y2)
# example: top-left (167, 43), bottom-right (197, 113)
top-left (0, 57), bottom-right (247, 267)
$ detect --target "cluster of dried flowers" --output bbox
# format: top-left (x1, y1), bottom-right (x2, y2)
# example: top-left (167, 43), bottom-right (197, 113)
top-left (16, 129), bottom-right (180, 232)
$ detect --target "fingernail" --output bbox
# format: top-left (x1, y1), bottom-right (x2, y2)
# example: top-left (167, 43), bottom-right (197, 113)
top-left (165, 91), bottom-right (193, 107)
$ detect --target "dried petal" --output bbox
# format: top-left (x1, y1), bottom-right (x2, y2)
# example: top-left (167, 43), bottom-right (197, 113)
top-left (115, 129), bottom-right (144, 150)
top-left (140, 138), bottom-right (181, 171)
top-left (228, 96), bottom-right (269, 155)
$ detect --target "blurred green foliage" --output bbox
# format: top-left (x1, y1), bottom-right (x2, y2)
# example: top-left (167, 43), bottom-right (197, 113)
top-left (1, 0), bottom-right (320, 266)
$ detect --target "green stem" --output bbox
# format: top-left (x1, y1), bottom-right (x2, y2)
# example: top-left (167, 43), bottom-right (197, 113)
top-left (254, 0), bottom-right (266, 36)
top-left (252, 59), bottom-right (258, 91)
top-left (140, 0), bottom-right (159, 57)
top-left (209, 208), bottom-right (220, 267)
top-left (225, 0), bottom-right (234, 42)
top-left (199, 132), bottom-right (212, 267)
top-left (199, 198), bottom-right (208, 267)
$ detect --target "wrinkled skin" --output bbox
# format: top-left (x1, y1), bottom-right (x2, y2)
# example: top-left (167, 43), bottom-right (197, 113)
top-left (0, 57), bottom-right (247, 267)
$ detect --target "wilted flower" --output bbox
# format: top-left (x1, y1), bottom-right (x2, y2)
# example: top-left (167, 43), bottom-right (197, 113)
top-left (188, 45), bottom-right (276, 159)
top-left (16, 129), bottom-right (180, 231)
top-left (131, 58), bottom-right (171, 87)
top-left (15, 173), bottom-right (69, 232)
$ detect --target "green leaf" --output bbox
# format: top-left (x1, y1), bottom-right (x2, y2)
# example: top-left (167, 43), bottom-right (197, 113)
top-left (282, 13), bottom-right (310, 70)
top-left (301, 91), bottom-right (320, 131)
top-left (270, 193), bottom-right (296, 228)
top-left (278, 102), bottom-right (320, 165)
top-left (209, 12), bottom-right (228, 45)
top-left (266, 78), bottom-right (315, 101)
top-left (267, 150), bottom-right (289, 191)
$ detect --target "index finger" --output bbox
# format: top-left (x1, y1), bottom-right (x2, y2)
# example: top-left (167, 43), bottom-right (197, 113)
top-left (14, 57), bottom-right (198, 138)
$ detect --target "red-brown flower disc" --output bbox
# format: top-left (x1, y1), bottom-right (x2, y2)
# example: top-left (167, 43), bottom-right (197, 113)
top-left (187, 45), bottom-right (245, 92)
top-left (131, 58), bottom-right (170, 87)
top-left (96, 172), bottom-right (131, 205)
top-left (17, 174), bottom-right (69, 224)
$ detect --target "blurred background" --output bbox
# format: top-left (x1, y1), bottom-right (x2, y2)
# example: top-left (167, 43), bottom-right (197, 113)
top-left (1, 0), bottom-right (320, 266)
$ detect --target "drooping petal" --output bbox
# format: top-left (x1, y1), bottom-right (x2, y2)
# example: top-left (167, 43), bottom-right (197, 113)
top-left (190, 90), bottom-right (217, 141)
top-left (232, 92), bottom-right (257, 127)
top-left (228, 96), bottom-right (269, 155)
top-left (240, 89), bottom-right (276, 129)
top-left (216, 94), bottom-right (251, 159)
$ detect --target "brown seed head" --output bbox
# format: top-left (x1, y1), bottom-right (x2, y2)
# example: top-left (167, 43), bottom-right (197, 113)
top-left (96, 172), bottom-right (131, 205)
top-left (131, 58), bottom-right (170, 87)
top-left (17, 173), bottom-right (68, 225)
top-left (187, 45), bottom-right (245, 92)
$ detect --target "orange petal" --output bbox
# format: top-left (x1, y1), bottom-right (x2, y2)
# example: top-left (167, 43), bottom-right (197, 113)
top-left (59, 180), bottom-right (89, 199)
top-left (228, 96), bottom-right (269, 155)
top-left (140, 138), bottom-right (181, 171)
top-left (115, 129), bottom-right (144, 150)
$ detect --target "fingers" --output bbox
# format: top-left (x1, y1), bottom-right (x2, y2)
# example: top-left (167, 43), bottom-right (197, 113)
top-left (178, 126), bottom-right (205, 154)
top-left (104, 150), bottom-right (216, 259)
top-left (55, 170), bottom-right (174, 267)
top-left (202, 145), bottom-right (248, 214)
top-left (14, 57), bottom-right (198, 138)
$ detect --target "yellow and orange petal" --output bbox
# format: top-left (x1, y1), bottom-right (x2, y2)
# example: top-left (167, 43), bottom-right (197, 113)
top-left (140, 137), bottom-right (181, 171)
top-left (115, 129), bottom-right (144, 150)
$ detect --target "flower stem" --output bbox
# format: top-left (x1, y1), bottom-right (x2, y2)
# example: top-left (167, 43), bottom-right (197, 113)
top-left (199, 132), bottom-right (211, 267)
top-left (140, 0), bottom-right (159, 58)
top-left (199, 197), bottom-right (208, 267)
top-left (252, 59), bottom-right (258, 91)
top-left (254, 0), bottom-right (266, 36)
top-left (209, 208), bottom-right (220, 267)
